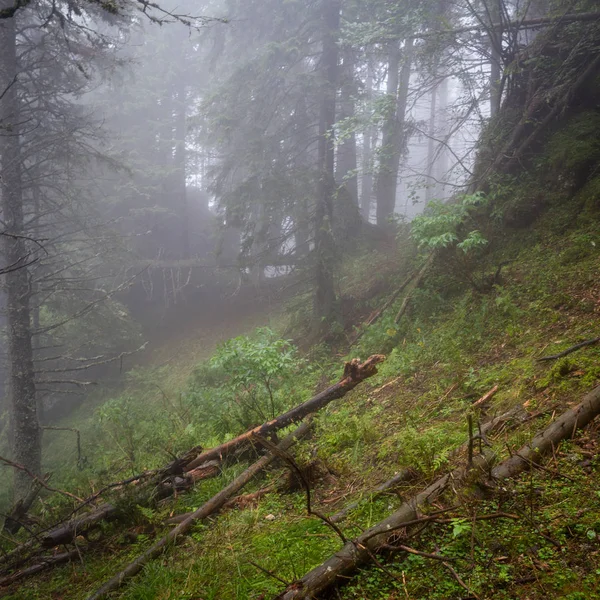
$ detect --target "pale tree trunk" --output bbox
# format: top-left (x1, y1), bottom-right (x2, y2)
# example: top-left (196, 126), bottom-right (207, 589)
top-left (0, 7), bottom-right (41, 500)
top-left (173, 77), bottom-right (190, 259)
top-left (312, 0), bottom-right (340, 333)
top-left (375, 38), bottom-right (413, 229)
top-left (434, 75), bottom-right (449, 199)
top-left (336, 49), bottom-right (358, 206)
top-left (425, 83), bottom-right (438, 204)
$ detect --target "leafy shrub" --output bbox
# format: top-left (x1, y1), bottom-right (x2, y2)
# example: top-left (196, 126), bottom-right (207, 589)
top-left (189, 328), bottom-right (304, 434)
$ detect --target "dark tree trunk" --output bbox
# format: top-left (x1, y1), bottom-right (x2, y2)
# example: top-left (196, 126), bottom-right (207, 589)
top-left (425, 83), bottom-right (438, 204)
top-left (312, 0), bottom-right (340, 332)
top-left (375, 38), bottom-right (413, 229)
top-left (336, 49), bottom-right (358, 206)
top-left (0, 7), bottom-right (41, 500)
top-left (360, 60), bottom-right (375, 220)
top-left (489, 0), bottom-right (503, 117)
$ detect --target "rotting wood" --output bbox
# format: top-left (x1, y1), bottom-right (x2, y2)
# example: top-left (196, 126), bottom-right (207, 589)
top-left (166, 484), bottom-right (277, 525)
top-left (536, 337), bottom-right (600, 362)
top-left (86, 420), bottom-right (313, 600)
top-left (184, 355), bottom-right (385, 471)
top-left (273, 385), bottom-right (600, 599)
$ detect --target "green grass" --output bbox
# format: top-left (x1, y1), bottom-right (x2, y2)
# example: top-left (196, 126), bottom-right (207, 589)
top-left (2, 184), bottom-right (600, 599)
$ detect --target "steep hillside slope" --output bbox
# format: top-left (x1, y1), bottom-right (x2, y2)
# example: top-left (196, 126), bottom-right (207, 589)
top-left (2, 15), bottom-right (600, 600)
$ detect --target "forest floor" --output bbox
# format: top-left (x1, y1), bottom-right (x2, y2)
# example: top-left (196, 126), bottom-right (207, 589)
top-left (2, 201), bottom-right (600, 600)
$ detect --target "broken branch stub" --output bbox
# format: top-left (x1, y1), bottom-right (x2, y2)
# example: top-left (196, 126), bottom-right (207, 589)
top-left (185, 355), bottom-right (385, 470)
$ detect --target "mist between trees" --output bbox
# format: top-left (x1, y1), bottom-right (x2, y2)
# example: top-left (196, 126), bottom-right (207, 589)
top-left (0, 0), bottom-right (592, 502)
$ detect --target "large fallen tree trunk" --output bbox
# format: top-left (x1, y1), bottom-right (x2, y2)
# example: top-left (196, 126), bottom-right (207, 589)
top-left (184, 355), bottom-right (385, 470)
top-left (274, 384), bottom-right (600, 599)
top-left (86, 420), bottom-right (313, 600)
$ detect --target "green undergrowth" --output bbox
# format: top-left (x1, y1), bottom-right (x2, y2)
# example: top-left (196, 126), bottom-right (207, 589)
top-left (3, 171), bottom-right (600, 599)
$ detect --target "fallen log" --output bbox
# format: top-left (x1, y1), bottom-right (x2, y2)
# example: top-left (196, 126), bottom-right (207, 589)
top-left (184, 355), bottom-right (385, 471)
top-left (87, 420), bottom-right (313, 600)
top-left (491, 383), bottom-right (600, 478)
top-left (273, 387), bottom-right (600, 599)
top-left (329, 468), bottom-right (416, 524)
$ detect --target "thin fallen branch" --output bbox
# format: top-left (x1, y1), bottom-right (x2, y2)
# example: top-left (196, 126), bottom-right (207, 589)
top-left (0, 456), bottom-right (83, 503)
top-left (350, 271), bottom-right (416, 345)
top-left (536, 337), bottom-right (600, 362)
top-left (330, 469), bottom-right (416, 524)
top-left (0, 549), bottom-right (79, 589)
top-left (472, 384), bottom-right (499, 407)
top-left (185, 355), bottom-right (385, 470)
top-left (86, 420), bottom-right (313, 600)
top-left (394, 254), bottom-right (435, 324)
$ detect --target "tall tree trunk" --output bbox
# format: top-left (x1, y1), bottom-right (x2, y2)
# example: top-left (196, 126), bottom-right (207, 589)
top-left (335, 49), bottom-right (358, 206)
top-left (312, 0), bottom-right (340, 333)
top-left (489, 0), bottom-right (503, 117)
top-left (375, 38), bottom-right (413, 229)
top-left (0, 8), bottom-right (41, 500)
top-left (360, 60), bottom-right (375, 220)
top-left (425, 83), bottom-right (438, 204)
top-left (434, 75), bottom-right (449, 199)
top-left (173, 78), bottom-right (190, 259)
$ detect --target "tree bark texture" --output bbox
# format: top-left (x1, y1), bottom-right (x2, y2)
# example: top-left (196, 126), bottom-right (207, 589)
top-left (0, 5), bottom-right (41, 501)
top-left (312, 0), bottom-right (340, 330)
top-left (336, 49), bottom-right (358, 206)
top-left (375, 38), bottom-right (413, 229)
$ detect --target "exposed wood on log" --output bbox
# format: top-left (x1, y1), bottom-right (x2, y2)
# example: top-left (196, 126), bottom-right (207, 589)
top-left (273, 385), bottom-right (600, 599)
top-left (472, 384), bottom-right (499, 407)
top-left (330, 469), bottom-right (416, 523)
top-left (86, 420), bottom-right (313, 600)
top-left (536, 337), bottom-right (600, 362)
top-left (0, 550), bottom-right (79, 589)
top-left (491, 384), bottom-right (600, 479)
top-left (183, 460), bottom-right (221, 483)
top-left (184, 355), bottom-right (385, 471)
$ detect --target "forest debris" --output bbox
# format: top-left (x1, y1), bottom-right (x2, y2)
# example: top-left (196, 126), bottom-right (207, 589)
top-left (0, 550), bottom-right (79, 589)
top-left (394, 254), bottom-right (435, 324)
top-left (536, 337), bottom-right (600, 362)
top-left (472, 384), bottom-right (499, 407)
top-left (184, 354), bottom-right (385, 470)
top-left (350, 271), bottom-right (416, 345)
top-left (86, 420), bottom-right (313, 600)
top-left (273, 385), bottom-right (600, 599)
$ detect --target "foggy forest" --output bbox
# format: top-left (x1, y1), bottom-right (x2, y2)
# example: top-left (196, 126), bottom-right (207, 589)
top-left (0, 0), bottom-right (600, 598)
